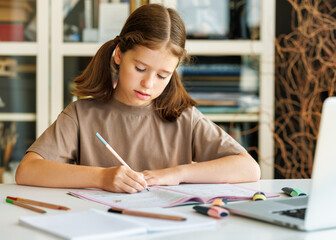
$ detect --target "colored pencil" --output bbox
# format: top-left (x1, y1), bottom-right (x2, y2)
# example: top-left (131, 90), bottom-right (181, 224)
top-left (6, 196), bottom-right (70, 210)
top-left (6, 198), bottom-right (46, 214)
top-left (96, 132), bottom-right (131, 169)
top-left (108, 207), bottom-right (186, 221)
top-left (95, 132), bottom-right (149, 191)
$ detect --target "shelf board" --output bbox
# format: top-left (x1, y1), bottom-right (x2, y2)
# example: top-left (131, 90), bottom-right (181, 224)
top-left (186, 40), bottom-right (263, 56)
top-left (0, 43), bottom-right (38, 55)
top-left (59, 40), bottom-right (262, 57)
top-left (62, 43), bottom-right (102, 56)
top-left (0, 113), bottom-right (36, 122)
top-left (204, 113), bottom-right (259, 122)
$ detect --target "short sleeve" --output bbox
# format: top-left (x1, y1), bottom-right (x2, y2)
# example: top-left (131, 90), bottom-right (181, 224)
top-left (191, 111), bottom-right (246, 162)
top-left (27, 103), bottom-right (79, 164)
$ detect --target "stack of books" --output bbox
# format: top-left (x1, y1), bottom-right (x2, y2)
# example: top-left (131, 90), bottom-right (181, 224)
top-left (0, 0), bottom-right (35, 41)
top-left (181, 61), bottom-right (259, 114)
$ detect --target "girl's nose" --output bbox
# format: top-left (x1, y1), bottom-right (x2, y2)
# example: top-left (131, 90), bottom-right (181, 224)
top-left (141, 73), bottom-right (154, 89)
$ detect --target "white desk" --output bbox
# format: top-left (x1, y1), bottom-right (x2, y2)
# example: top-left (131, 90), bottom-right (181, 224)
top-left (1, 179), bottom-right (336, 240)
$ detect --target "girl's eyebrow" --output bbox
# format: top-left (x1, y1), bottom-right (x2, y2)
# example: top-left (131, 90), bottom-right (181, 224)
top-left (134, 59), bottom-right (172, 74)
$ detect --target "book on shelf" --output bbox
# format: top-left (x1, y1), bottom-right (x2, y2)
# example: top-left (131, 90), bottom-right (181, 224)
top-left (181, 64), bottom-right (241, 76)
top-left (0, 24), bottom-right (24, 42)
top-left (0, 0), bottom-right (35, 41)
top-left (197, 106), bottom-right (252, 114)
top-left (181, 63), bottom-right (259, 93)
top-left (0, 1), bottom-right (33, 22)
top-left (195, 100), bottom-right (238, 106)
top-left (189, 92), bottom-right (240, 106)
top-left (189, 92), bottom-right (259, 114)
top-left (182, 75), bottom-right (240, 82)
top-left (69, 183), bottom-right (279, 209)
top-left (185, 80), bottom-right (240, 88)
top-left (183, 79), bottom-right (243, 93)
top-left (197, 104), bottom-right (259, 114)
top-left (185, 84), bottom-right (240, 93)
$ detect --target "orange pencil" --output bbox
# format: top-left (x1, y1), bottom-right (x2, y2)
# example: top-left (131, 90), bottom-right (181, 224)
top-left (6, 198), bottom-right (46, 214)
top-left (6, 196), bottom-right (70, 210)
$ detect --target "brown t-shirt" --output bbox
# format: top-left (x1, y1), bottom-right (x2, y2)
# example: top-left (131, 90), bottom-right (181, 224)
top-left (28, 98), bottom-right (246, 171)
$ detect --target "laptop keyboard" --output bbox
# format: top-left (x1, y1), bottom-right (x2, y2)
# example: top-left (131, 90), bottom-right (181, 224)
top-left (275, 208), bottom-right (307, 220)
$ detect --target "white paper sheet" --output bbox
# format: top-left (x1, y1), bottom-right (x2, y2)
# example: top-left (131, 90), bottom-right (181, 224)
top-left (19, 208), bottom-right (216, 239)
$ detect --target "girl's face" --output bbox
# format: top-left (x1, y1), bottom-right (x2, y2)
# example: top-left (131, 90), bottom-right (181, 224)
top-left (113, 45), bottom-right (179, 106)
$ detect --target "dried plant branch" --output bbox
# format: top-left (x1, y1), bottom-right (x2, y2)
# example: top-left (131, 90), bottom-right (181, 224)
top-left (274, 0), bottom-right (336, 178)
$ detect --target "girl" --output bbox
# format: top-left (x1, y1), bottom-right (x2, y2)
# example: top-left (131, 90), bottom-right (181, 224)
top-left (15, 4), bottom-right (260, 193)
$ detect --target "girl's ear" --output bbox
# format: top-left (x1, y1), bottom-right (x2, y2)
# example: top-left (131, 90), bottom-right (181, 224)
top-left (114, 45), bottom-right (121, 65)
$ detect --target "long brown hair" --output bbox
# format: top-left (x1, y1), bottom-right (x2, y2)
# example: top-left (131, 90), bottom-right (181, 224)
top-left (73, 4), bottom-right (196, 121)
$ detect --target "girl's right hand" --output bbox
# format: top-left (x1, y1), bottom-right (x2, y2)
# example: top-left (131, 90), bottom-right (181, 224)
top-left (99, 166), bottom-right (147, 193)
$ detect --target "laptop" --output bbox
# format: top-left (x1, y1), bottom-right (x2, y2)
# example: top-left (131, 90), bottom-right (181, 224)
top-left (224, 97), bottom-right (336, 231)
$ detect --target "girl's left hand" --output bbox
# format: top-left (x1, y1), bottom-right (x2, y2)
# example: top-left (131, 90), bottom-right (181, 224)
top-left (142, 167), bottom-right (182, 186)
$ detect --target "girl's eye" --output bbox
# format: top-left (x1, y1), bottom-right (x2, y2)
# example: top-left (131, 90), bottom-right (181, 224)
top-left (135, 66), bottom-right (145, 72)
top-left (157, 74), bottom-right (167, 80)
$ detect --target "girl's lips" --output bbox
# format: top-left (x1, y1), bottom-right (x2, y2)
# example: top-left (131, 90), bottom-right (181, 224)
top-left (134, 90), bottom-right (150, 100)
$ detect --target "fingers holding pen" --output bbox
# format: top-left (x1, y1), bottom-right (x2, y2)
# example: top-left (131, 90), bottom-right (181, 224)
top-left (124, 168), bottom-right (148, 192)
top-left (130, 171), bottom-right (148, 190)
top-left (95, 133), bottom-right (148, 193)
top-left (101, 166), bottom-right (147, 193)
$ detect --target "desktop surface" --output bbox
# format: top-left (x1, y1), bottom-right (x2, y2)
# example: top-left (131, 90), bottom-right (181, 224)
top-left (2, 179), bottom-right (336, 240)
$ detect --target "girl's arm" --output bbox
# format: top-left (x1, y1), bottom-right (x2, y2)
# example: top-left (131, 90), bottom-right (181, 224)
top-left (15, 152), bottom-right (147, 193)
top-left (142, 151), bottom-right (260, 186)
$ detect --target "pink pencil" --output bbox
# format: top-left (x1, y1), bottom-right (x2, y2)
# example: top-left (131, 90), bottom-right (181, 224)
top-left (96, 132), bottom-right (131, 169)
top-left (95, 132), bottom-right (149, 191)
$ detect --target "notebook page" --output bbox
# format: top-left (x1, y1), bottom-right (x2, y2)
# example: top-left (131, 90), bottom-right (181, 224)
top-left (158, 183), bottom-right (278, 202)
top-left (70, 187), bottom-right (191, 209)
top-left (19, 209), bottom-right (146, 240)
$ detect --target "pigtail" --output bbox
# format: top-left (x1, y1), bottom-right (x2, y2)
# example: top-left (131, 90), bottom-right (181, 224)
top-left (73, 36), bottom-right (120, 102)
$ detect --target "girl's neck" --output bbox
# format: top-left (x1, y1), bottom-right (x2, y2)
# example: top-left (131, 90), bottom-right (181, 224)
top-left (111, 97), bottom-right (154, 115)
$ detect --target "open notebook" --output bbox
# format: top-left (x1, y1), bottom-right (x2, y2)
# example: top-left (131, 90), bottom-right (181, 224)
top-left (19, 208), bottom-right (216, 240)
top-left (69, 183), bottom-right (279, 209)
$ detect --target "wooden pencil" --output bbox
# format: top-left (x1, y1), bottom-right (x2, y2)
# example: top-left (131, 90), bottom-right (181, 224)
top-left (108, 207), bottom-right (186, 221)
top-left (6, 198), bottom-right (46, 214)
top-left (6, 196), bottom-right (70, 210)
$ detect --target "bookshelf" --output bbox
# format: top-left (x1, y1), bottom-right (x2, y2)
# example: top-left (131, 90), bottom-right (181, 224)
top-left (0, 0), bottom-right (49, 180)
top-left (49, 0), bottom-right (275, 178)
